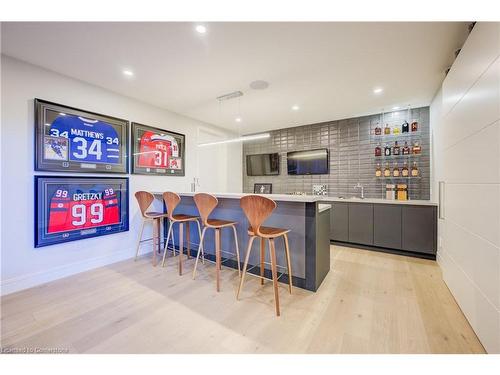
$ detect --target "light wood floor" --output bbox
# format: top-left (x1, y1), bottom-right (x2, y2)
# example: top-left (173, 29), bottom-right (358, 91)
top-left (1, 245), bottom-right (485, 353)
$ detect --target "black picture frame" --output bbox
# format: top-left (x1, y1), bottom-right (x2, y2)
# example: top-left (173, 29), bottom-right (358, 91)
top-left (34, 99), bottom-right (129, 174)
top-left (254, 183), bottom-right (272, 194)
top-left (131, 122), bottom-right (186, 176)
top-left (35, 176), bottom-right (129, 248)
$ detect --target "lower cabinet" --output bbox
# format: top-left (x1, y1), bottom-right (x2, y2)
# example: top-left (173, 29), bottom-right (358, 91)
top-left (402, 206), bottom-right (436, 254)
top-left (348, 203), bottom-right (373, 246)
top-left (330, 202), bottom-right (349, 242)
top-left (373, 204), bottom-right (402, 249)
top-left (329, 201), bottom-right (437, 257)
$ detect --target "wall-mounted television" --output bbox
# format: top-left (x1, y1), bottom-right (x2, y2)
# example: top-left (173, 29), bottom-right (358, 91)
top-left (246, 153), bottom-right (280, 176)
top-left (287, 148), bottom-right (329, 175)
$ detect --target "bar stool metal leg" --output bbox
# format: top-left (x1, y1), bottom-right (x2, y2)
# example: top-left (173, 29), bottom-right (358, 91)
top-left (135, 220), bottom-right (146, 261)
top-left (260, 237), bottom-right (265, 285)
top-left (269, 238), bottom-right (280, 316)
top-left (161, 222), bottom-right (174, 267)
top-left (195, 220), bottom-right (205, 264)
top-left (283, 233), bottom-right (293, 294)
top-left (192, 226), bottom-right (207, 279)
top-left (231, 224), bottom-right (241, 277)
top-left (237, 236), bottom-right (256, 300)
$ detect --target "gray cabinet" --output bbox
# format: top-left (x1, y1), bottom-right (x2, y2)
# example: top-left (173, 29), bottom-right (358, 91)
top-left (402, 206), bottom-right (436, 254)
top-left (348, 203), bottom-right (373, 245)
top-left (374, 204), bottom-right (402, 249)
top-left (330, 202), bottom-right (349, 242)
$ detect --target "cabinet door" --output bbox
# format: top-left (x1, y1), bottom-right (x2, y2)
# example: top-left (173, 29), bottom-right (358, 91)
top-left (348, 203), bottom-right (374, 245)
top-left (402, 206), bottom-right (436, 254)
top-left (330, 202), bottom-right (349, 242)
top-left (373, 204), bottom-right (402, 249)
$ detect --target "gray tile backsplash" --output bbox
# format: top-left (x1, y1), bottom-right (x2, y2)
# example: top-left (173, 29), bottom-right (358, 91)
top-left (243, 107), bottom-right (430, 200)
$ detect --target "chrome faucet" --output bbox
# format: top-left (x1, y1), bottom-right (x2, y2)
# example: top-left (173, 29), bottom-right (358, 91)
top-left (354, 182), bottom-right (365, 199)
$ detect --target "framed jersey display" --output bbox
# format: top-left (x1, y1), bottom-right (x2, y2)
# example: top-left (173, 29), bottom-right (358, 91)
top-left (131, 122), bottom-right (185, 176)
top-left (35, 99), bottom-right (129, 173)
top-left (35, 176), bottom-right (129, 247)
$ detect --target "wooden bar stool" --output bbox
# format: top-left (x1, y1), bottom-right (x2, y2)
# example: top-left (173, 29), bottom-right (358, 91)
top-left (237, 195), bottom-right (293, 316)
top-left (161, 192), bottom-right (202, 275)
top-left (192, 193), bottom-right (241, 292)
top-left (134, 191), bottom-right (170, 266)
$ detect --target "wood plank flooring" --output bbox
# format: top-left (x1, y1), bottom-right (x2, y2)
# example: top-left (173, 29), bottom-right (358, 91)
top-left (0, 245), bottom-right (485, 353)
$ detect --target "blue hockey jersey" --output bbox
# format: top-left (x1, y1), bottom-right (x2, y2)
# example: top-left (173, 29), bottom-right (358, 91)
top-left (49, 114), bottom-right (121, 164)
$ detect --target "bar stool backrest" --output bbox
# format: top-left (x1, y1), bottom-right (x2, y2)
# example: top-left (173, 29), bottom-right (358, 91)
top-left (162, 191), bottom-right (181, 220)
top-left (240, 195), bottom-right (277, 236)
top-left (193, 193), bottom-right (218, 226)
top-left (135, 191), bottom-right (155, 219)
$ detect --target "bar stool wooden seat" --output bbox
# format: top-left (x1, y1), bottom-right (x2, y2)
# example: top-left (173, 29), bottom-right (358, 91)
top-left (134, 191), bottom-right (170, 266)
top-left (161, 192), bottom-right (202, 275)
top-left (192, 193), bottom-right (241, 292)
top-left (237, 195), bottom-right (293, 316)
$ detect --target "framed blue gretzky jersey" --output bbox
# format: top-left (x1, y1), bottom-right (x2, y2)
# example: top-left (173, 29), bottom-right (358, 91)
top-left (35, 176), bottom-right (129, 247)
top-left (35, 99), bottom-right (129, 173)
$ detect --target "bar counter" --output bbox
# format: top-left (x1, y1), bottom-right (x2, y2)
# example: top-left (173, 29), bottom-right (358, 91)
top-left (153, 192), bottom-right (332, 292)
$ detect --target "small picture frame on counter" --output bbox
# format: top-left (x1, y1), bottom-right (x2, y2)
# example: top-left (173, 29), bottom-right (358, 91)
top-left (254, 183), bottom-right (272, 194)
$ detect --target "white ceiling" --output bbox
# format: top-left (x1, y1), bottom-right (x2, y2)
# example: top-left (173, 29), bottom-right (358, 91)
top-left (1, 22), bottom-right (467, 134)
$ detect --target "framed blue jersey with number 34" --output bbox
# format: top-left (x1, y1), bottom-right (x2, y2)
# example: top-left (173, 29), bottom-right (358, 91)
top-left (35, 99), bottom-right (129, 173)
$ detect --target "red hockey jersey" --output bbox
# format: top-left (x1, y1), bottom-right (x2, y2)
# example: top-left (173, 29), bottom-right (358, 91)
top-left (137, 131), bottom-right (179, 168)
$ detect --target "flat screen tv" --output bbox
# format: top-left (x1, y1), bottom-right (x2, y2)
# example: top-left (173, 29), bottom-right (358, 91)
top-left (246, 153), bottom-right (280, 176)
top-left (287, 148), bottom-right (329, 175)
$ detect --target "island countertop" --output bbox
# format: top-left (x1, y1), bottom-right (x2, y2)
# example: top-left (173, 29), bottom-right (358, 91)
top-left (153, 192), bottom-right (437, 206)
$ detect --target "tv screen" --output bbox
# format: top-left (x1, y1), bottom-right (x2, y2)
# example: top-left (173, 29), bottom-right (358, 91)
top-left (287, 149), bottom-right (329, 175)
top-left (246, 153), bottom-right (280, 176)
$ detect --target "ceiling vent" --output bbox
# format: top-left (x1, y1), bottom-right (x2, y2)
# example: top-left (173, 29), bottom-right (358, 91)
top-left (216, 91), bottom-right (243, 102)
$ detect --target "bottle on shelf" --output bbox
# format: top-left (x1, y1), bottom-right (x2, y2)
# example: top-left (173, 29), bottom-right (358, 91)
top-left (384, 124), bottom-right (391, 135)
top-left (384, 143), bottom-right (392, 156)
top-left (374, 123), bottom-right (382, 135)
top-left (375, 163), bottom-right (382, 177)
top-left (402, 141), bottom-right (410, 155)
top-left (386, 184), bottom-right (396, 200)
top-left (375, 144), bottom-right (382, 157)
top-left (411, 162), bottom-right (419, 177)
top-left (393, 141), bottom-right (400, 155)
top-left (397, 184), bottom-right (408, 200)
top-left (384, 163), bottom-right (391, 177)
top-left (402, 120), bottom-right (409, 133)
top-left (401, 161), bottom-right (409, 177)
top-left (393, 126), bottom-right (400, 135)
top-left (393, 163), bottom-right (400, 177)
top-left (411, 119), bottom-right (418, 132)
top-left (412, 141), bottom-right (422, 154)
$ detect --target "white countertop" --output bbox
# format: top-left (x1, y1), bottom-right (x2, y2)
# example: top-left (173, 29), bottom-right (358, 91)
top-left (152, 191), bottom-right (437, 206)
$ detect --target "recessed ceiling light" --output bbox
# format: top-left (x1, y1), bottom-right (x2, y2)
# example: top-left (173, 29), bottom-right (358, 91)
top-left (373, 87), bottom-right (383, 94)
top-left (195, 25), bottom-right (207, 34)
top-left (122, 69), bottom-right (134, 77)
top-left (292, 105), bottom-right (300, 111)
top-left (235, 117), bottom-right (242, 122)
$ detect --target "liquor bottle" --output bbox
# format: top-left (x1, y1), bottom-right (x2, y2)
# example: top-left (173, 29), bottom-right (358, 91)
top-left (384, 144), bottom-right (392, 156)
top-left (412, 141), bottom-right (422, 154)
top-left (393, 163), bottom-right (400, 177)
top-left (401, 161), bottom-right (409, 177)
top-left (374, 123), bottom-right (382, 135)
top-left (402, 141), bottom-right (410, 155)
top-left (384, 163), bottom-right (391, 177)
top-left (411, 162), bottom-right (419, 177)
top-left (393, 126), bottom-right (400, 135)
top-left (393, 141), bottom-right (400, 155)
top-left (375, 164), bottom-right (382, 177)
top-left (402, 120), bottom-right (409, 133)
top-left (384, 124), bottom-right (391, 135)
top-left (375, 144), bottom-right (382, 157)
top-left (411, 120), bottom-right (418, 132)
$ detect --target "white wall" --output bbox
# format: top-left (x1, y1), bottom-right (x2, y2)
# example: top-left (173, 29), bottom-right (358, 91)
top-left (431, 22), bottom-right (500, 353)
top-left (0, 55), bottom-right (242, 295)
